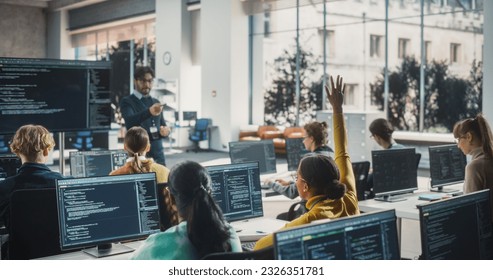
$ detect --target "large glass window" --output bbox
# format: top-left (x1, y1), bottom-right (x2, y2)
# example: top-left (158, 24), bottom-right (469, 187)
top-left (246, 0), bottom-right (479, 132)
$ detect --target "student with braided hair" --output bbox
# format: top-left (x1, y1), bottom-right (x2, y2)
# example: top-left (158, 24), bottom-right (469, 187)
top-left (453, 114), bottom-right (493, 221)
top-left (254, 75), bottom-right (360, 250)
top-left (130, 161), bottom-right (242, 259)
top-left (110, 126), bottom-right (169, 183)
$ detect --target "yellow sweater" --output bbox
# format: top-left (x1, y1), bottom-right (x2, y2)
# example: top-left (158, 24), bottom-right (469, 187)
top-left (254, 113), bottom-right (359, 250)
top-left (109, 161), bottom-right (170, 183)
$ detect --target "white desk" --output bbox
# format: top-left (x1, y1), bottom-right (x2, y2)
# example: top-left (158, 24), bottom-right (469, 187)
top-left (37, 241), bottom-right (144, 260)
top-left (358, 177), bottom-right (463, 258)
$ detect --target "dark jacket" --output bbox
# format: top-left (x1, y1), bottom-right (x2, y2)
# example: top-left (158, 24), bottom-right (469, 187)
top-left (0, 163), bottom-right (65, 230)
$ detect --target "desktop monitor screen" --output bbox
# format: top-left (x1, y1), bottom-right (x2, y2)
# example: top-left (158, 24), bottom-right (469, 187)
top-left (205, 162), bottom-right (264, 222)
top-left (0, 57), bottom-right (112, 134)
top-left (274, 209), bottom-right (400, 260)
top-left (228, 140), bottom-right (277, 174)
top-left (182, 111), bottom-right (197, 121)
top-left (371, 148), bottom-right (418, 201)
top-left (0, 154), bottom-right (21, 180)
top-left (69, 149), bottom-right (128, 178)
top-left (285, 138), bottom-right (308, 171)
top-left (56, 173), bottom-right (160, 257)
top-left (418, 189), bottom-right (493, 260)
top-left (428, 144), bottom-right (467, 190)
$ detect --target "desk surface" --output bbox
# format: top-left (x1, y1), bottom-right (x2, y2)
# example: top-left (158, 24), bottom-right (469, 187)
top-left (358, 177), bottom-right (463, 220)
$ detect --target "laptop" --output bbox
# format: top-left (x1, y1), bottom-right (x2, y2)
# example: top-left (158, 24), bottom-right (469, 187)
top-left (428, 144), bottom-right (466, 194)
top-left (205, 161), bottom-right (286, 242)
top-left (69, 149), bottom-right (128, 178)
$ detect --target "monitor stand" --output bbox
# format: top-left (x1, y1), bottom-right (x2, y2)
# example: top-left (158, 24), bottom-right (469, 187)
top-left (83, 243), bottom-right (134, 258)
top-left (430, 186), bottom-right (463, 195)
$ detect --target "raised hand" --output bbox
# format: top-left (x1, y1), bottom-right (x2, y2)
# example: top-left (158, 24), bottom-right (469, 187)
top-left (325, 75), bottom-right (346, 113)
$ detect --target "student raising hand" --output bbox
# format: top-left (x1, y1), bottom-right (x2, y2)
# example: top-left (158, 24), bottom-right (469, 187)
top-left (325, 75), bottom-right (346, 113)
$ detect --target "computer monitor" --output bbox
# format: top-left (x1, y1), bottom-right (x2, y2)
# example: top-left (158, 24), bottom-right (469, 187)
top-left (228, 140), bottom-right (277, 174)
top-left (418, 189), bottom-right (493, 260)
top-left (0, 154), bottom-right (21, 180)
top-left (56, 173), bottom-right (161, 258)
top-left (285, 138), bottom-right (308, 171)
top-left (273, 209), bottom-right (400, 260)
top-left (371, 148), bottom-right (418, 202)
top-left (428, 144), bottom-right (467, 192)
top-left (0, 57), bottom-right (112, 134)
top-left (182, 111), bottom-right (197, 121)
top-left (69, 149), bottom-right (128, 178)
top-left (205, 162), bottom-right (264, 222)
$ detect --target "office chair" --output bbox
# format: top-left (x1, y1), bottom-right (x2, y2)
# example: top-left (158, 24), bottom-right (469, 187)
top-left (201, 246), bottom-right (274, 260)
top-left (7, 188), bottom-right (69, 259)
top-left (187, 118), bottom-right (209, 153)
top-left (72, 131), bottom-right (93, 151)
top-left (352, 161), bottom-right (371, 201)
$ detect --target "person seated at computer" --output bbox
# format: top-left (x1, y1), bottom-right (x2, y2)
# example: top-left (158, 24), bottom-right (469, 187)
top-left (369, 118), bottom-right (405, 150)
top-left (264, 121), bottom-right (334, 199)
top-left (453, 114), bottom-right (493, 219)
top-left (0, 124), bottom-right (65, 254)
top-left (130, 161), bottom-right (242, 259)
top-left (110, 126), bottom-right (170, 183)
top-left (254, 75), bottom-right (359, 250)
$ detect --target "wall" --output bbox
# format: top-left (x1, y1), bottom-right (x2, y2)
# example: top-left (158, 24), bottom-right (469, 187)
top-left (0, 4), bottom-right (46, 58)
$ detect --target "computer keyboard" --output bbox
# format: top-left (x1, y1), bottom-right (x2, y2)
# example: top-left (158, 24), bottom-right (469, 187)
top-left (241, 241), bottom-right (257, 251)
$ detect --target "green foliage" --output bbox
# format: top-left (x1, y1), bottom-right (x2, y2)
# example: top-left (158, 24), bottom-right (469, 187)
top-left (264, 44), bottom-right (323, 126)
top-left (370, 57), bottom-right (482, 132)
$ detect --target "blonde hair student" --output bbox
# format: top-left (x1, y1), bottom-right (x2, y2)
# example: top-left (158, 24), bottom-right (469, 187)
top-left (110, 126), bottom-right (169, 183)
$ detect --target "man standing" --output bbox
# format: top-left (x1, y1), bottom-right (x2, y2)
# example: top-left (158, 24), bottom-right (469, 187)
top-left (120, 66), bottom-right (170, 165)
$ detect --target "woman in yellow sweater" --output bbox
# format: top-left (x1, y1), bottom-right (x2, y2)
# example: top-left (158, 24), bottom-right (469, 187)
top-left (110, 126), bottom-right (170, 183)
top-left (254, 75), bottom-right (359, 250)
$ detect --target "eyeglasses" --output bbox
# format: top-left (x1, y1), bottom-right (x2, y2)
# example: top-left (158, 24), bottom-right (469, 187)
top-left (138, 78), bottom-right (154, 84)
top-left (292, 174), bottom-right (306, 183)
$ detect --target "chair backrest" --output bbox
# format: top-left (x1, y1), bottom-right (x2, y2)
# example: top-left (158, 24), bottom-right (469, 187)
top-left (8, 188), bottom-right (65, 259)
top-left (201, 246), bottom-right (274, 260)
top-left (351, 161), bottom-right (371, 201)
top-left (195, 118), bottom-right (210, 131)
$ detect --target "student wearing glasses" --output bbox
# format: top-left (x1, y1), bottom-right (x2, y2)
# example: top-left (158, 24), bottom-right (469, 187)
top-left (120, 66), bottom-right (171, 166)
top-left (453, 114), bottom-right (493, 220)
top-left (369, 118), bottom-right (405, 150)
top-left (254, 75), bottom-right (359, 250)
top-left (264, 121), bottom-right (334, 199)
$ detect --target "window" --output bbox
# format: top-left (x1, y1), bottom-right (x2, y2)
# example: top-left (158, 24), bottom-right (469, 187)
top-left (425, 41), bottom-right (431, 62)
top-left (398, 38), bottom-right (410, 59)
top-left (319, 29), bottom-right (335, 58)
top-left (344, 84), bottom-right (357, 106)
top-left (450, 43), bottom-right (461, 63)
top-left (370, 35), bottom-right (382, 58)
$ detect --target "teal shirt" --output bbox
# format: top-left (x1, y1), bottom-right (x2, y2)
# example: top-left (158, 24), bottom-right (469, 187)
top-left (130, 221), bottom-right (242, 260)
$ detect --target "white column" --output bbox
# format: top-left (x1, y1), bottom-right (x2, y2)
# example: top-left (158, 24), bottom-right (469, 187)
top-left (484, 1), bottom-right (493, 122)
top-left (201, 0), bottom-right (249, 151)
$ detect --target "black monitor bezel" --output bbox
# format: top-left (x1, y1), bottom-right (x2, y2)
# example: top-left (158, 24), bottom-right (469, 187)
top-left (68, 149), bottom-right (128, 178)
top-left (417, 189), bottom-right (492, 260)
top-left (428, 144), bottom-right (467, 189)
top-left (273, 209), bottom-right (400, 260)
top-left (228, 139), bottom-right (277, 175)
top-left (371, 148), bottom-right (418, 199)
top-left (55, 173), bottom-right (160, 251)
top-left (205, 161), bottom-right (264, 222)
